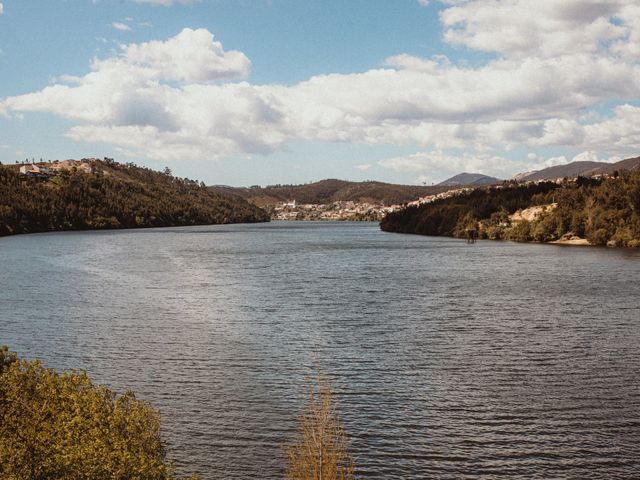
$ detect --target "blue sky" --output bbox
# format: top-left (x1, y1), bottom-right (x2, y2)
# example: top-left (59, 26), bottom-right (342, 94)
top-left (2, 1), bottom-right (640, 186)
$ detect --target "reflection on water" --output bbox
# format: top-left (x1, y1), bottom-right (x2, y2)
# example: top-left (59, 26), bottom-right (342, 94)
top-left (1, 222), bottom-right (640, 479)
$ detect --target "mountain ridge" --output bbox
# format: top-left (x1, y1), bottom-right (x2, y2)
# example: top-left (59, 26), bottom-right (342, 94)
top-left (437, 172), bottom-right (501, 186)
top-left (514, 156), bottom-right (640, 182)
top-left (212, 178), bottom-right (451, 207)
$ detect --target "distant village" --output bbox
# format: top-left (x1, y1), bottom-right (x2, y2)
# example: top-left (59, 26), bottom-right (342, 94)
top-left (269, 173), bottom-right (617, 222)
top-left (270, 188), bottom-right (474, 221)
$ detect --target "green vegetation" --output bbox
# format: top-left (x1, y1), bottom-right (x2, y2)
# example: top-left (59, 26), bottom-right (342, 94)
top-left (0, 346), bottom-right (197, 480)
top-left (284, 372), bottom-right (354, 480)
top-left (1, 348), bottom-right (354, 480)
top-left (0, 159), bottom-right (269, 237)
top-left (381, 171), bottom-right (640, 247)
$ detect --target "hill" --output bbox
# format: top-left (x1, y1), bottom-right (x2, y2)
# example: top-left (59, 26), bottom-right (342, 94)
top-left (0, 159), bottom-right (269, 236)
top-left (212, 179), bottom-right (449, 208)
top-left (514, 161), bottom-right (606, 182)
top-left (380, 171), bottom-right (640, 247)
top-left (437, 172), bottom-right (501, 187)
top-left (514, 156), bottom-right (640, 182)
top-left (592, 156), bottom-right (640, 175)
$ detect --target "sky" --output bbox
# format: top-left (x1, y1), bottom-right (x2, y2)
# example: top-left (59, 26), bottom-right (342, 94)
top-left (1, 1), bottom-right (640, 186)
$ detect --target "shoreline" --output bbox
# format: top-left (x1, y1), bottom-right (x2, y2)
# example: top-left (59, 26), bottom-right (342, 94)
top-left (0, 218), bottom-right (271, 239)
top-left (380, 229), bottom-right (640, 249)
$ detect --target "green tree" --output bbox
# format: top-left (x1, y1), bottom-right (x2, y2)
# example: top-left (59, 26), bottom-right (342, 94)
top-left (0, 346), bottom-right (197, 480)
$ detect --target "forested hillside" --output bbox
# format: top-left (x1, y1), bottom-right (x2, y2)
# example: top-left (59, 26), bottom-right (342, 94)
top-left (0, 159), bottom-right (269, 236)
top-left (213, 179), bottom-right (448, 207)
top-left (381, 171), bottom-right (640, 247)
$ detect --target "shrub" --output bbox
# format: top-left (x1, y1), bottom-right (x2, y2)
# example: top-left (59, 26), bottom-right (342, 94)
top-left (505, 220), bottom-right (532, 242)
top-left (588, 228), bottom-right (610, 246)
top-left (284, 372), bottom-right (354, 480)
top-left (0, 346), bottom-right (197, 480)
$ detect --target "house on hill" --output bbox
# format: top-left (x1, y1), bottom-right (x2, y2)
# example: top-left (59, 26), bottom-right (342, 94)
top-left (19, 164), bottom-right (51, 178)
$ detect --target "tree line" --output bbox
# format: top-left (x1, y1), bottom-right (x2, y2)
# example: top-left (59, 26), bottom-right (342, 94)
top-left (380, 171), bottom-right (640, 247)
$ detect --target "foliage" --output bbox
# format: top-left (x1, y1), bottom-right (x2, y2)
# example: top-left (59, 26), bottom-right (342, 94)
top-left (0, 159), bottom-right (269, 237)
top-left (0, 346), bottom-right (197, 480)
top-left (284, 372), bottom-right (354, 480)
top-left (381, 182), bottom-right (559, 236)
top-left (381, 171), bottom-right (640, 247)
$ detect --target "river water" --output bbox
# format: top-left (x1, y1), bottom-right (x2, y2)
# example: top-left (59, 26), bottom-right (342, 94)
top-left (1, 222), bottom-right (640, 479)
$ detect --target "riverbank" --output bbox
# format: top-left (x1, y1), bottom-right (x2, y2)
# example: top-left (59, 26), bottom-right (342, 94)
top-left (380, 172), bottom-right (640, 248)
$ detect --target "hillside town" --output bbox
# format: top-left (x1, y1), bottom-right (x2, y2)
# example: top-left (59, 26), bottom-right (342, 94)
top-left (268, 169), bottom-right (630, 222)
top-left (270, 188), bottom-right (472, 221)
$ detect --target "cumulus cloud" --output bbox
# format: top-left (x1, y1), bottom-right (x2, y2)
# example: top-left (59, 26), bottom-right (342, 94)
top-left (583, 104), bottom-right (640, 153)
top-left (0, 3), bottom-right (4, 15)
top-left (123, 28), bottom-right (250, 82)
top-left (440, 0), bottom-right (628, 59)
top-left (3, 1), bottom-right (640, 168)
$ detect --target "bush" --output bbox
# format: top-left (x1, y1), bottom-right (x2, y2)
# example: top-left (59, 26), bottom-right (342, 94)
top-left (0, 346), bottom-right (197, 480)
top-left (532, 215), bottom-right (558, 242)
top-left (588, 228), bottom-right (610, 246)
top-left (505, 220), bottom-right (532, 242)
top-left (284, 372), bottom-right (354, 480)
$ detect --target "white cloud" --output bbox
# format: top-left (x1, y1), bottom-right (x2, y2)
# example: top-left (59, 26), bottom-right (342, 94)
top-left (123, 28), bottom-right (250, 82)
top-left (582, 104), bottom-right (640, 153)
top-left (3, 1), bottom-right (640, 166)
top-left (354, 164), bottom-right (372, 172)
top-left (111, 22), bottom-right (132, 31)
top-left (440, 0), bottom-right (629, 59)
top-left (0, 3), bottom-right (4, 15)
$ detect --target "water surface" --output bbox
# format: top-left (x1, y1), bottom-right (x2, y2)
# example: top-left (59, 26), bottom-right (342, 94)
top-left (1, 222), bottom-right (639, 479)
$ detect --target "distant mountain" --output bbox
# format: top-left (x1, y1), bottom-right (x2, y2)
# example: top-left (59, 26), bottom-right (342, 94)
top-left (592, 156), bottom-right (640, 175)
top-left (437, 172), bottom-right (501, 187)
top-left (514, 156), bottom-right (640, 182)
top-left (515, 161), bottom-right (606, 182)
top-left (212, 179), bottom-right (451, 207)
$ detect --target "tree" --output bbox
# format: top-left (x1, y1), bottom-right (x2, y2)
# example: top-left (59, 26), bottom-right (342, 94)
top-left (0, 346), bottom-right (197, 480)
top-left (284, 371), bottom-right (354, 480)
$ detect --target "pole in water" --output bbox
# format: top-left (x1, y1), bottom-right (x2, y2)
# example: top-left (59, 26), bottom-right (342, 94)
top-left (465, 228), bottom-right (477, 244)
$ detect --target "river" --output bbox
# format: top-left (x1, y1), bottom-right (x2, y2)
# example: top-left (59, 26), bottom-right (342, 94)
top-left (1, 222), bottom-right (639, 479)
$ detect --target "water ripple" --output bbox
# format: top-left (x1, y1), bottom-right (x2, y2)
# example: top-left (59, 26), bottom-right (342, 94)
top-left (1, 222), bottom-right (639, 479)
